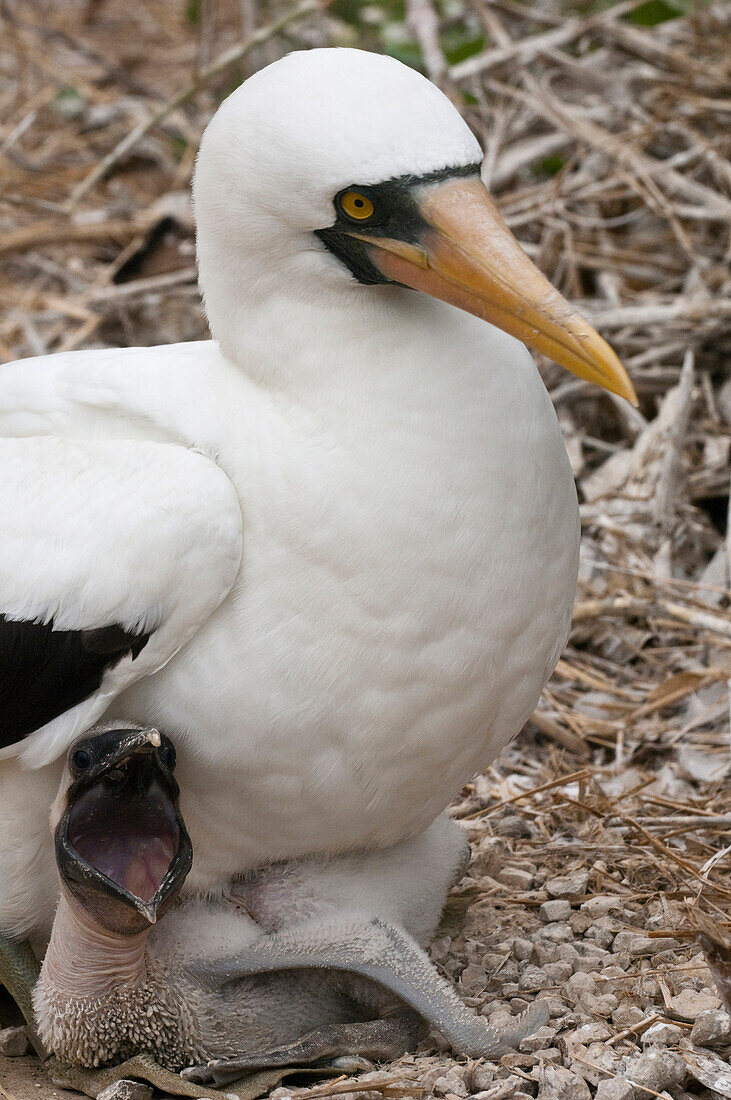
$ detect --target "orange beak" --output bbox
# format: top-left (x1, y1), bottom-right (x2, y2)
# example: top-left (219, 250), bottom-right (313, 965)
top-left (355, 177), bottom-right (637, 405)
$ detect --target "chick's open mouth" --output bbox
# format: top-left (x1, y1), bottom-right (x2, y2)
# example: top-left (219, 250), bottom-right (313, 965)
top-left (67, 765), bottom-right (180, 902)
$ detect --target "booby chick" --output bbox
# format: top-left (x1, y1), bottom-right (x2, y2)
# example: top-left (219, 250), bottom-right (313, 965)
top-left (0, 48), bottom-right (635, 944)
top-left (35, 726), bottom-right (547, 1088)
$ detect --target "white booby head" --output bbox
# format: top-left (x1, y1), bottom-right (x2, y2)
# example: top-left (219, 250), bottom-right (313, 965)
top-left (194, 47), bottom-right (635, 403)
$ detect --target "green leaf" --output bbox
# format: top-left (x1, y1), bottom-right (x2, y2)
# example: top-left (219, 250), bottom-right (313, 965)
top-left (532, 154), bottom-right (566, 178)
top-left (186, 0), bottom-right (201, 25)
top-left (627, 0), bottom-right (687, 25)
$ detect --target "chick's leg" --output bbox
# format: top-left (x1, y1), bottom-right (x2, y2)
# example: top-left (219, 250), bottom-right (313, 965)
top-left (186, 913), bottom-right (547, 1081)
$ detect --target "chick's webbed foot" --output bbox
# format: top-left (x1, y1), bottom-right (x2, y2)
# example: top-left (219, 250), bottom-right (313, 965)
top-left (183, 1008), bottom-right (426, 1088)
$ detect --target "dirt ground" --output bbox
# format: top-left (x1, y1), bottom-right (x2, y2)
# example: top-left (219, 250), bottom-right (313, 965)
top-left (0, 1051), bottom-right (80, 1100)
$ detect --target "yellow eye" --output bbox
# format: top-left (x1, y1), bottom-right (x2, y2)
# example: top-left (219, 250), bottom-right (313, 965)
top-left (339, 191), bottom-right (375, 221)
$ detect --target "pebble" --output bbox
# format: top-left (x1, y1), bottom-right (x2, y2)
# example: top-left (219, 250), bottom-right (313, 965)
top-left (612, 1004), bottom-right (646, 1029)
top-left (96, 1083), bottom-right (153, 1100)
top-left (690, 1007), bottom-right (731, 1047)
top-left (539, 923), bottom-right (574, 945)
top-left (573, 1022), bottom-right (613, 1044)
top-left (584, 925), bottom-right (615, 950)
top-left (519, 1026), bottom-right (557, 1052)
top-left (566, 972), bottom-right (596, 999)
top-left (483, 952), bottom-right (511, 971)
top-left (497, 867), bottom-right (535, 890)
top-left (667, 987), bottom-right (720, 1020)
top-left (536, 1065), bottom-right (591, 1099)
top-left (519, 966), bottom-right (547, 991)
top-left (640, 1021), bottom-right (684, 1047)
top-left (611, 932), bottom-right (676, 957)
top-left (533, 943), bottom-right (559, 966)
top-left (461, 963), bottom-right (488, 990)
top-left (545, 871), bottom-right (589, 900)
top-left (543, 998), bottom-right (570, 1019)
top-left (0, 1025), bottom-right (30, 1057)
top-left (539, 900), bottom-right (571, 923)
top-left (574, 941), bottom-right (609, 959)
top-left (480, 1075), bottom-right (534, 1098)
top-left (619, 1050), bottom-right (686, 1092)
top-left (513, 937), bottom-right (534, 961)
top-left (567, 1040), bottom-right (618, 1085)
top-left (580, 895), bottom-right (626, 918)
top-left (494, 815), bottom-right (533, 839)
top-left (469, 1065), bottom-right (495, 1091)
top-left (589, 993), bottom-right (619, 1017)
top-left (542, 962), bottom-right (572, 983)
top-left (594, 1080), bottom-right (637, 1100)
top-left (535, 1048), bottom-right (562, 1065)
top-left (434, 1071), bottom-right (468, 1097)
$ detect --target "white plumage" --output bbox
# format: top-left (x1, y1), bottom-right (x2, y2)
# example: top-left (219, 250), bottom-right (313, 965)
top-left (0, 46), bottom-right (629, 938)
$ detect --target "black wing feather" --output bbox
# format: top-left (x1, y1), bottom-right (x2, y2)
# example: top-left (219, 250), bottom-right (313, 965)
top-left (0, 615), bottom-right (150, 750)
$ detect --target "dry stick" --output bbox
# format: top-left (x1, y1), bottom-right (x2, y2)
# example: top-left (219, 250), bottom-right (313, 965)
top-left (67, 0), bottom-right (325, 211)
top-left (591, 300), bottom-right (731, 328)
top-left (0, 217), bottom-right (151, 257)
top-left (615, 813), bottom-right (731, 901)
top-left (572, 594), bottom-right (731, 641)
top-left (463, 767), bottom-right (593, 820)
top-left (450, 0), bottom-right (642, 81)
top-left (606, 1012), bottom-right (660, 1046)
top-left (573, 596), bottom-right (649, 622)
top-left (529, 708), bottom-right (591, 760)
top-left (474, 74), bottom-right (731, 221)
top-left (599, 18), bottom-right (725, 82)
top-left (658, 600), bottom-right (731, 640)
top-left (405, 0), bottom-right (448, 86)
top-left (285, 1078), bottom-right (424, 1099)
top-left (653, 350), bottom-right (695, 532)
top-left (634, 815), bottom-right (731, 829)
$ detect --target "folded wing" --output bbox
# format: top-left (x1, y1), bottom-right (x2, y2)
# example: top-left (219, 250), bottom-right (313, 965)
top-left (0, 438), bottom-right (242, 766)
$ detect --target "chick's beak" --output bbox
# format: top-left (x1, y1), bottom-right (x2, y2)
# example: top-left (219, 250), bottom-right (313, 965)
top-left (56, 728), bottom-right (192, 936)
top-left (357, 177), bottom-right (637, 405)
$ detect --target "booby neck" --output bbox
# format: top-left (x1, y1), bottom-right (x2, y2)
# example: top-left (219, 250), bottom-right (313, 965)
top-left (200, 263), bottom-right (537, 422)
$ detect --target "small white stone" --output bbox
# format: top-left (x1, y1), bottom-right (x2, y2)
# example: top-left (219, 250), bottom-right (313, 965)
top-left (539, 922), bottom-right (574, 944)
top-left (545, 871), bottom-right (589, 900)
top-left (540, 900), bottom-right (572, 923)
top-left (536, 1065), bottom-right (591, 1099)
top-left (519, 1025), bottom-right (557, 1052)
top-left (620, 1050), bottom-right (686, 1092)
top-left (640, 1021), bottom-right (684, 1047)
top-left (667, 987), bottom-right (720, 1021)
top-left (512, 936), bottom-right (534, 961)
top-left (594, 1080), bottom-right (636, 1100)
top-left (96, 1082), bottom-right (153, 1100)
top-left (433, 1069), bottom-right (468, 1097)
top-left (690, 1007), bottom-right (731, 1047)
top-left (611, 932), bottom-right (676, 957)
top-left (580, 895), bottom-right (626, 918)
top-left (0, 1025), bottom-right (30, 1057)
top-left (497, 867), bottom-right (535, 890)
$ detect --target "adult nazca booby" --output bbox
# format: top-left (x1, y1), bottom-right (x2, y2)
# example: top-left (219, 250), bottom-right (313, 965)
top-left (0, 47), bottom-right (635, 939)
